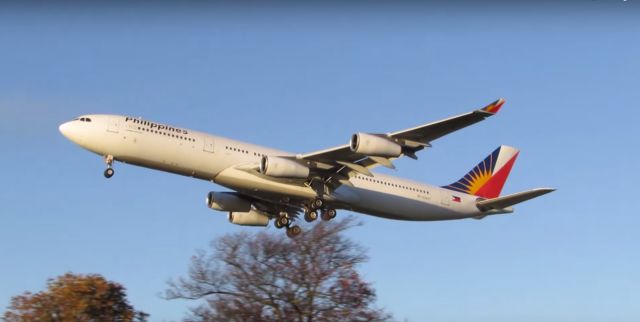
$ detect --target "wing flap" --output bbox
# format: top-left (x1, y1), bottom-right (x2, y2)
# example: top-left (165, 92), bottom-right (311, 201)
top-left (476, 188), bottom-right (555, 211)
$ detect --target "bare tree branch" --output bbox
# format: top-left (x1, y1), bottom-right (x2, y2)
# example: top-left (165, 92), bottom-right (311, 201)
top-left (166, 217), bottom-right (392, 322)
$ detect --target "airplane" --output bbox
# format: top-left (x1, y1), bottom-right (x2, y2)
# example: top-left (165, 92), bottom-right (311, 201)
top-left (59, 99), bottom-right (554, 238)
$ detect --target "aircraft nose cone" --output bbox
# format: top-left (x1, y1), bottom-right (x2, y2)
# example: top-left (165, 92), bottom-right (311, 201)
top-left (59, 122), bottom-right (72, 138)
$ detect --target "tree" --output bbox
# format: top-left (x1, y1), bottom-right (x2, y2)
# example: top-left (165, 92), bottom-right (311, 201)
top-left (166, 217), bottom-right (391, 322)
top-left (2, 273), bottom-right (148, 322)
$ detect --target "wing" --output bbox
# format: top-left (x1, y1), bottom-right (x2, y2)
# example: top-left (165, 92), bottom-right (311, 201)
top-left (294, 99), bottom-right (506, 185)
top-left (388, 98), bottom-right (505, 144)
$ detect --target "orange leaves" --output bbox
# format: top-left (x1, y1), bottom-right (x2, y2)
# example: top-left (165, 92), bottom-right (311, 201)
top-left (2, 273), bottom-right (148, 322)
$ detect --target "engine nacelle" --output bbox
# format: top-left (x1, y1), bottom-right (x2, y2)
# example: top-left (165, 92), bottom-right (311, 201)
top-left (350, 133), bottom-right (402, 157)
top-left (206, 191), bottom-right (252, 212)
top-left (228, 209), bottom-right (270, 227)
top-left (260, 156), bottom-right (309, 178)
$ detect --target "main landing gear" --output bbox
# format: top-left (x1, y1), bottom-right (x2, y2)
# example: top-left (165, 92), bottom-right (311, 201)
top-left (304, 209), bottom-right (318, 222)
top-left (274, 212), bottom-right (290, 228)
top-left (274, 199), bottom-right (338, 239)
top-left (286, 225), bottom-right (302, 239)
top-left (103, 155), bottom-right (115, 178)
top-left (321, 208), bottom-right (337, 221)
top-left (274, 211), bottom-right (302, 239)
top-left (307, 198), bottom-right (337, 222)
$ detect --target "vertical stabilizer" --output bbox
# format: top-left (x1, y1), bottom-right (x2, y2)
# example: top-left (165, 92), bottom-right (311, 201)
top-left (443, 145), bottom-right (519, 199)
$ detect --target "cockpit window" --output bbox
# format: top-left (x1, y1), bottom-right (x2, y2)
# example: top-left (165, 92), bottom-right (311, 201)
top-left (78, 117), bottom-right (92, 122)
top-left (85, 118), bottom-right (91, 122)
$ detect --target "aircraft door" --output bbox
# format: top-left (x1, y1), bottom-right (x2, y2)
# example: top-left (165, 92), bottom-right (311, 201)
top-left (203, 136), bottom-right (215, 153)
top-left (440, 190), bottom-right (451, 207)
top-left (107, 117), bottom-right (120, 133)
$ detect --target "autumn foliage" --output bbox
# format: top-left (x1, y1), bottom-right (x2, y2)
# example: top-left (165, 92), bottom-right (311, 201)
top-left (166, 217), bottom-right (391, 322)
top-left (2, 273), bottom-right (148, 322)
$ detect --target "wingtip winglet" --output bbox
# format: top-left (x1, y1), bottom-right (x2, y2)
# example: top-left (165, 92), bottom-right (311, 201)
top-left (481, 98), bottom-right (506, 114)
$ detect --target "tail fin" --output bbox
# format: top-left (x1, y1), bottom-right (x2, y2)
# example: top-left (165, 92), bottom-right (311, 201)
top-left (443, 145), bottom-right (519, 199)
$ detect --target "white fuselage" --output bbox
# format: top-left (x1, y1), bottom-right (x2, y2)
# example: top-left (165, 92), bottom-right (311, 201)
top-left (59, 115), bottom-right (485, 221)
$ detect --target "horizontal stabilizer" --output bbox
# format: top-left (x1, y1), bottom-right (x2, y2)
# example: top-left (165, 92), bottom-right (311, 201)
top-left (476, 188), bottom-right (555, 211)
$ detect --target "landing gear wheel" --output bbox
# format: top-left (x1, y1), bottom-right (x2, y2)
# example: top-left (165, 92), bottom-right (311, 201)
top-left (304, 210), bottom-right (318, 223)
top-left (103, 155), bottom-right (115, 179)
top-left (286, 225), bottom-right (302, 238)
top-left (277, 216), bottom-right (290, 227)
top-left (104, 168), bottom-right (114, 178)
top-left (274, 219), bottom-right (284, 229)
top-left (311, 198), bottom-right (324, 210)
top-left (321, 208), bottom-right (337, 221)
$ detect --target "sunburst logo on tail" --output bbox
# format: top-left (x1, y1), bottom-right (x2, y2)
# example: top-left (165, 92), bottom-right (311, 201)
top-left (444, 146), bottom-right (519, 199)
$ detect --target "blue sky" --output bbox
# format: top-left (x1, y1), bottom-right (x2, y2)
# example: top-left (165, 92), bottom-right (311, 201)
top-left (1, 2), bottom-right (639, 321)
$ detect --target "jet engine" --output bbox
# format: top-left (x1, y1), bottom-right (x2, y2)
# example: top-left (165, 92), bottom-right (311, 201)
top-left (350, 133), bottom-right (402, 157)
top-left (206, 191), bottom-right (252, 212)
top-left (228, 209), bottom-right (270, 226)
top-left (260, 156), bottom-right (309, 178)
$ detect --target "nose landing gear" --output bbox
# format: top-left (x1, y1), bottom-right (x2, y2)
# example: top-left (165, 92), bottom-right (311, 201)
top-left (103, 155), bottom-right (114, 178)
top-left (104, 168), bottom-right (114, 178)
